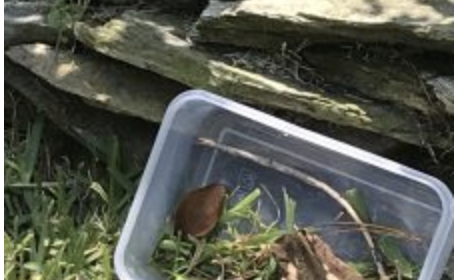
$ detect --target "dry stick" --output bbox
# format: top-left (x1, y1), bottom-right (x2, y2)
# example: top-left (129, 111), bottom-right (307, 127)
top-left (197, 137), bottom-right (390, 280)
top-left (314, 222), bottom-right (422, 242)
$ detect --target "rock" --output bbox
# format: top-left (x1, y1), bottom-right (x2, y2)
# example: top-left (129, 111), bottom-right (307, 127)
top-left (5, 56), bottom-right (157, 168)
top-left (6, 44), bottom-right (187, 123)
top-left (423, 74), bottom-right (454, 115)
top-left (1, 44), bottom-right (412, 156)
top-left (4, 2), bottom-right (60, 49)
top-left (4, 45), bottom-right (413, 168)
top-left (192, 0), bottom-right (453, 52)
top-left (73, 10), bottom-right (449, 147)
top-left (301, 47), bottom-right (434, 114)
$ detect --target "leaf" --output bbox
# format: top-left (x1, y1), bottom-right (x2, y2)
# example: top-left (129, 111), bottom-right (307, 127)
top-left (158, 239), bottom-right (180, 251)
top-left (24, 262), bottom-right (43, 272)
top-left (378, 236), bottom-right (416, 279)
top-left (345, 188), bottom-right (370, 222)
top-left (107, 166), bottom-right (134, 192)
top-left (85, 245), bottom-right (104, 264)
top-left (221, 188), bottom-right (261, 223)
top-left (4, 233), bottom-right (17, 279)
top-left (260, 257), bottom-right (278, 279)
top-left (348, 261), bottom-right (376, 276)
top-left (240, 229), bottom-right (283, 247)
top-left (21, 115), bottom-right (45, 183)
top-left (4, 233), bottom-right (14, 255)
top-left (5, 159), bottom-right (20, 172)
top-left (46, 6), bottom-right (66, 29)
top-left (89, 182), bottom-right (109, 203)
top-left (101, 244), bottom-right (112, 280)
top-left (107, 136), bottom-right (120, 171)
top-left (283, 190), bottom-right (296, 233)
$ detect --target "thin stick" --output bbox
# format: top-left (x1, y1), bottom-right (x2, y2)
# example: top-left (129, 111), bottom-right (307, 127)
top-left (311, 227), bottom-right (419, 242)
top-left (312, 222), bottom-right (422, 242)
top-left (197, 137), bottom-right (389, 280)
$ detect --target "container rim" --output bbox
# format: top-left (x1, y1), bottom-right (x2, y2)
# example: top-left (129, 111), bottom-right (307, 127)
top-left (171, 90), bottom-right (453, 211)
top-left (166, 90), bottom-right (454, 280)
top-left (115, 89), bottom-right (453, 280)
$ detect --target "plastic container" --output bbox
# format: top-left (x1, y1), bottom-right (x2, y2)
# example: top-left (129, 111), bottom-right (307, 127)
top-left (115, 90), bottom-right (453, 280)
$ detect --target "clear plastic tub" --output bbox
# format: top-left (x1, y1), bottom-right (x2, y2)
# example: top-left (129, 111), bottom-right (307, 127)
top-left (115, 90), bottom-right (453, 280)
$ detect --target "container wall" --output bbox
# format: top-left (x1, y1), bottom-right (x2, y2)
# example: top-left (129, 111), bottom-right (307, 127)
top-left (116, 90), bottom-right (452, 280)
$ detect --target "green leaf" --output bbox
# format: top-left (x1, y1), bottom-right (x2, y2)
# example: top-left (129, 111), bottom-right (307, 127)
top-left (348, 261), bottom-right (376, 276)
top-left (5, 159), bottom-right (20, 172)
top-left (101, 244), bottom-right (112, 280)
top-left (260, 257), bottom-right (278, 278)
top-left (283, 190), bottom-right (296, 233)
top-left (85, 245), bottom-right (104, 264)
top-left (89, 182), bottom-right (109, 203)
top-left (21, 115), bottom-right (45, 183)
top-left (107, 166), bottom-right (134, 192)
top-left (241, 229), bottom-right (283, 247)
top-left (221, 188), bottom-right (261, 223)
top-left (158, 239), bottom-right (179, 251)
top-left (345, 188), bottom-right (370, 222)
top-left (4, 233), bottom-right (15, 259)
top-left (378, 236), bottom-right (416, 279)
top-left (107, 136), bottom-right (120, 171)
top-left (24, 262), bottom-right (43, 272)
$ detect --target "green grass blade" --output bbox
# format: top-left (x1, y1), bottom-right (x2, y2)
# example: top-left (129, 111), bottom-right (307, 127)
top-left (378, 236), bottom-right (416, 279)
top-left (107, 166), bottom-right (134, 192)
top-left (345, 188), bottom-right (371, 222)
top-left (283, 190), bottom-right (296, 233)
top-left (89, 182), bottom-right (109, 203)
top-left (21, 115), bottom-right (45, 183)
top-left (5, 159), bottom-right (20, 173)
top-left (241, 228), bottom-right (283, 247)
top-left (221, 188), bottom-right (261, 223)
top-left (107, 136), bottom-right (120, 171)
top-left (24, 262), bottom-right (43, 272)
top-left (101, 244), bottom-right (113, 280)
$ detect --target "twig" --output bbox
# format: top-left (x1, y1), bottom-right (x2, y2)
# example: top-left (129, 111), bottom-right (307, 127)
top-left (312, 222), bottom-right (422, 242)
top-left (197, 137), bottom-right (389, 280)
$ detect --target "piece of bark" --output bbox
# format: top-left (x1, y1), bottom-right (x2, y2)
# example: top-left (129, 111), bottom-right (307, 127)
top-left (273, 233), bottom-right (326, 280)
top-left (273, 231), bottom-right (365, 280)
top-left (193, 0), bottom-right (453, 52)
top-left (74, 10), bottom-right (448, 147)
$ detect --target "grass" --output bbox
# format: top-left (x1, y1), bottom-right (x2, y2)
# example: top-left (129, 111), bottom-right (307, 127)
top-left (151, 186), bottom-right (425, 280)
top-left (1, 114), bottom-right (422, 280)
top-left (4, 107), bottom-right (138, 280)
top-left (152, 188), bottom-right (284, 280)
top-left (4, 95), bottom-right (452, 280)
